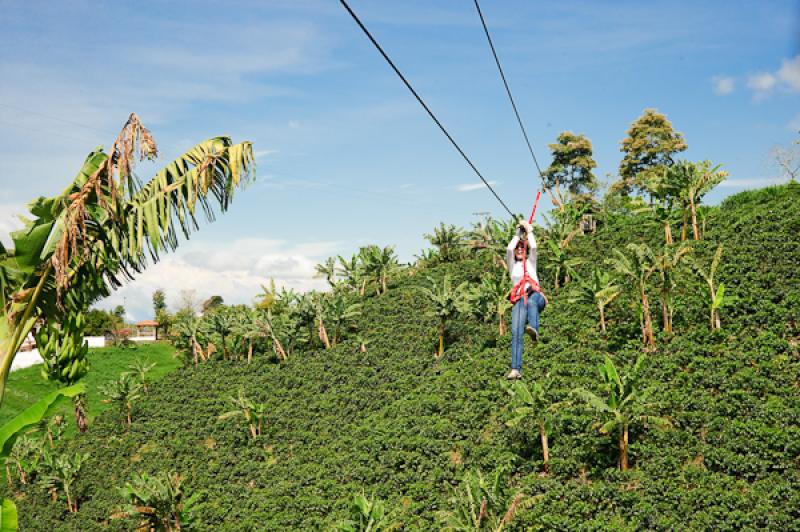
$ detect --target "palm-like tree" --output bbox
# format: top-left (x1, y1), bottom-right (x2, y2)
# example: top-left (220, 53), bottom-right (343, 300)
top-left (361, 245), bottom-right (401, 295)
top-left (101, 373), bottom-right (142, 427)
top-left (218, 390), bottom-right (267, 439)
top-left (568, 269), bottom-right (622, 333)
top-left (437, 468), bottom-right (528, 531)
top-left (232, 308), bottom-right (263, 363)
top-left (468, 273), bottom-right (512, 335)
top-left (573, 355), bottom-right (671, 471)
top-left (653, 244), bottom-right (693, 333)
top-left (314, 257), bottom-right (338, 288)
top-left (324, 295), bottom-right (362, 346)
top-left (607, 243), bottom-right (657, 347)
top-left (419, 275), bottom-right (470, 357)
top-left (546, 240), bottom-right (583, 289)
top-left (0, 113), bottom-right (254, 405)
top-left (127, 358), bottom-right (156, 393)
top-left (42, 452), bottom-right (87, 513)
top-left (203, 308), bottom-right (236, 360)
top-left (694, 244), bottom-right (729, 330)
top-left (173, 312), bottom-right (206, 366)
top-left (673, 160), bottom-right (727, 240)
top-left (506, 380), bottom-right (565, 474)
top-left (337, 253), bottom-right (366, 295)
top-left (424, 223), bottom-right (464, 263)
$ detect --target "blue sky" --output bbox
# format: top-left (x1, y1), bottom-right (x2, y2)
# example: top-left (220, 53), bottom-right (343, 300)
top-left (1, 0), bottom-right (798, 320)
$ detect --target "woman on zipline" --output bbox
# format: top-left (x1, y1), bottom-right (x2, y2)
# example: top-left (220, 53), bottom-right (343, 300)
top-left (506, 218), bottom-right (546, 380)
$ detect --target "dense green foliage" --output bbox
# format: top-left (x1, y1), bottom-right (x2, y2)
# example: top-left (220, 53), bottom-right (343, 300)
top-left (4, 184), bottom-right (800, 530)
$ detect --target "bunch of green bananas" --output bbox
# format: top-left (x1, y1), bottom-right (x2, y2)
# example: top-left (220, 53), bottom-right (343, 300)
top-left (35, 312), bottom-right (90, 385)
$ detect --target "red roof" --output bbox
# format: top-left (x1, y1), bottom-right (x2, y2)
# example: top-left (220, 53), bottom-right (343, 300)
top-left (136, 320), bottom-right (159, 327)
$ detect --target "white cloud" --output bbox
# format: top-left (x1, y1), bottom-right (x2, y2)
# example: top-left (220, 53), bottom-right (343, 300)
top-left (457, 181), bottom-right (497, 192)
top-left (777, 55), bottom-right (800, 91)
top-left (288, 120), bottom-right (300, 129)
top-left (712, 76), bottom-right (735, 95)
top-left (747, 72), bottom-right (777, 97)
top-left (746, 54), bottom-right (800, 99)
top-left (94, 238), bottom-right (339, 321)
top-left (0, 203), bottom-right (26, 247)
top-left (254, 149), bottom-right (279, 161)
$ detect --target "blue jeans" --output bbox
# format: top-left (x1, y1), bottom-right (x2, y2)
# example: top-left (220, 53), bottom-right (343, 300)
top-left (510, 292), bottom-right (546, 371)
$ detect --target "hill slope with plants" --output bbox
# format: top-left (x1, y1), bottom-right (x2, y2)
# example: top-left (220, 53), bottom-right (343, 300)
top-left (5, 184), bottom-right (800, 530)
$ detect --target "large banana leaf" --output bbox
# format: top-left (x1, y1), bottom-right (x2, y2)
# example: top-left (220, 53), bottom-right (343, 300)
top-left (0, 383), bottom-right (86, 458)
top-left (0, 498), bottom-right (17, 532)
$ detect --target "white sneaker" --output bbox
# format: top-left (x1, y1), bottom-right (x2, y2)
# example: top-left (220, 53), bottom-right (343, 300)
top-left (506, 369), bottom-right (522, 380)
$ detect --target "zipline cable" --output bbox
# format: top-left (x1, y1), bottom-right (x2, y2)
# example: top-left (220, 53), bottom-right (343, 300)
top-left (473, 0), bottom-right (545, 181)
top-left (338, 0), bottom-right (515, 218)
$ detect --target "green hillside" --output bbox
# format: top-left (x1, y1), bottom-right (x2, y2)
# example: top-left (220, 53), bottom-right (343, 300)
top-left (5, 184), bottom-right (800, 530)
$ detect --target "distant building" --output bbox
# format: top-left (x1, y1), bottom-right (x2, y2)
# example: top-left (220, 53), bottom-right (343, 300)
top-left (135, 320), bottom-right (159, 341)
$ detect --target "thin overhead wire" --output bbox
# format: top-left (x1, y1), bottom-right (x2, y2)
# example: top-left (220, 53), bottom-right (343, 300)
top-left (473, 0), bottom-right (545, 181)
top-left (338, 0), bottom-right (515, 217)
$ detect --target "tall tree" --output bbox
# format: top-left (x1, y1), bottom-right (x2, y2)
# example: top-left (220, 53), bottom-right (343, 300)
top-left (618, 109), bottom-right (687, 195)
top-left (468, 273), bottom-right (512, 336)
top-left (0, 114), bottom-right (254, 405)
top-left (543, 131), bottom-right (598, 195)
top-left (152, 289), bottom-right (167, 317)
top-left (202, 295), bottom-right (225, 314)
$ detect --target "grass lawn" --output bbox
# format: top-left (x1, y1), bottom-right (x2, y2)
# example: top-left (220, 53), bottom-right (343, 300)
top-left (0, 342), bottom-right (180, 438)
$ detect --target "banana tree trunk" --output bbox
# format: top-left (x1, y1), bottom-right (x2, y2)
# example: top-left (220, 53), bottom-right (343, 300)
top-left (498, 314), bottom-right (506, 336)
top-left (641, 291), bottom-right (655, 347)
top-left (438, 320), bottom-right (445, 357)
top-left (681, 208), bottom-right (688, 241)
top-left (661, 294), bottom-right (671, 333)
top-left (690, 200), bottom-right (700, 241)
top-left (539, 421), bottom-right (550, 474)
top-left (620, 424), bottom-right (629, 471)
top-left (318, 318), bottom-right (331, 349)
top-left (664, 219), bottom-right (673, 245)
top-left (273, 339), bottom-right (287, 361)
top-left (381, 274), bottom-right (387, 294)
top-left (247, 341), bottom-right (253, 364)
top-left (598, 304), bottom-right (607, 332)
top-left (74, 396), bottom-right (88, 433)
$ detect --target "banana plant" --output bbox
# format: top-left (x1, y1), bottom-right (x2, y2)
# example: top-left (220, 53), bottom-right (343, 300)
top-left (218, 390), bottom-right (267, 439)
top-left (694, 244), bottom-right (731, 330)
top-left (0, 113), bottom-right (254, 407)
top-left (117, 471), bottom-right (197, 531)
top-left (41, 451), bottom-right (88, 513)
top-left (101, 373), bottom-right (142, 428)
top-left (653, 243), bottom-right (693, 333)
top-left (568, 269), bottom-right (621, 333)
top-left (505, 380), bottom-right (566, 474)
top-left (323, 295), bottom-right (362, 346)
top-left (424, 223), bottom-right (465, 263)
top-left (418, 275), bottom-right (470, 357)
top-left (335, 493), bottom-right (401, 532)
top-left (437, 468), bottom-right (529, 531)
top-left (467, 273), bottom-right (512, 336)
top-left (607, 244), bottom-right (657, 347)
top-left (573, 356), bottom-right (671, 471)
top-left (127, 358), bottom-right (156, 393)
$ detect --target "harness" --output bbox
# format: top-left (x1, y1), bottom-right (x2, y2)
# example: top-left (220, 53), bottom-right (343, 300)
top-left (509, 191), bottom-right (547, 306)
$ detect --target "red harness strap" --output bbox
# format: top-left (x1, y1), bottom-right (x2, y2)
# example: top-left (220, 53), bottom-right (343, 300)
top-left (509, 190), bottom-right (547, 305)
